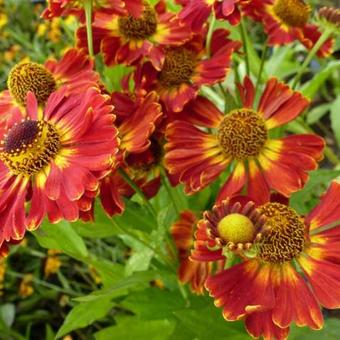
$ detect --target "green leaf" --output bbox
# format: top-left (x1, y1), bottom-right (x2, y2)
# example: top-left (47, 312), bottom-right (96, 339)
top-left (102, 64), bottom-right (133, 92)
top-left (74, 271), bottom-right (158, 302)
top-left (290, 169), bottom-right (340, 214)
top-left (33, 220), bottom-right (88, 260)
top-left (88, 257), bottom-right (125, 287)
top-left (290, 318), bottom-right (340, 339)
top-left (173, 301), bottom-right (247, 340)
top-left (306, 103), bottom-right (331, 125)
top-left (330, 96), bottom-right (340, 147)
top-left (122, 236), bottom-right (154, 276)
top-left (113, 200), bottom-right (156, 233)
top-left (56, 298), bottom-right (115, 339)
top-left (0, 304), bottom-right (15, 328)
top-left (121, 288), bottom-right (186, 320)
top-left (72, 205), bottom-right (119, 239)
top-left (95, 318), bottom-right (176, 340)
top-left (301, 61), bottom-right (340, 99)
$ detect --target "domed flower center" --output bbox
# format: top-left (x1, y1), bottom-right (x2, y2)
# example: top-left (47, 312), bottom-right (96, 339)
top-left (256, 203), bottom-right (306, 263)
top-left (217, 109), bottom-right (267, 160)
top-left (118, 3), bottom-right (157, 40)
top-left (1, 120), bottom-right (61, 176)
top-left (8, 62), bottom-right (57, 106)
top-left (217, 213), bottom-right (256, 244)
top-left (159, 48), bottom-right (196, 87)
top-left (273, 0), bottom-right (310, 28)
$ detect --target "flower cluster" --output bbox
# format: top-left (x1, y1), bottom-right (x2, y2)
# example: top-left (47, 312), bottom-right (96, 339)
top-left (0, 0), bottom-right (339, 339)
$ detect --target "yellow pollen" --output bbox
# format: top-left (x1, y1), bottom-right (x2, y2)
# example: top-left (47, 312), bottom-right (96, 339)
top-left (256, 203), bottom-right (306, 263)
top-left (273, 0), bottom-right (311, 28)
top-left (118, 3), bottom-right (157, 40)
top-left (217, 213), bottom-right (256, 244)
top-left (8, 62), bottom-right (56, 106)
top-left (217, 108), bottom-right (267, 160)
top-left (1, 119), bottom-right (61, 176)
top-left (159, 48), bottom-right (195, 87)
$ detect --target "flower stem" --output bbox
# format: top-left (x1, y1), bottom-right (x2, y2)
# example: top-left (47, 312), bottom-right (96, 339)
top-left (206, 14), bottom-right (216, 57)
top-left (292, 28), bottom-right (333, 89)
top-left (239, 18), bottom-right (250, 76)
top-left (84, 0), bottom-right (94, 57)
top-left (118, 168), bottom-right (157, 218)
top-left (255, 43), bottom-right (268, 95)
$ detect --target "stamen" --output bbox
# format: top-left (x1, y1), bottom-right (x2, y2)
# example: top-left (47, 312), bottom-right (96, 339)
top-left (118, 3), bottom-right (157, 40)
top-left (217, 109), bottom-right (267, 160)
top-left (256, 203), bottom-right (306, 263)
top-left (273, 0), bottom-right (311, 28)
top-left (8, 63), bottom-right (56, 105)
top-left (159, 48), bottom-right (196, 87)
top-left (1, 120), bottom-right (61, 176)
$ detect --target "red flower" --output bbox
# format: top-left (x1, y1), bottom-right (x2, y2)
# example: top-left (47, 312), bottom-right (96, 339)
top-left (179, 0), bottom-right (250, 32)
top-left (99, 90), bottom-right (162, 216)
top-left (171, 210), bottom-right (216, 294)
top-left (192, 182), bottom-right (340, 339)
top-left (76, 0), bottom-right (191, 70)
top-left (42, 0), bottom-right (142, 19)
top-left (243, 0), bottom-right (334, 57)
top-left (0, 87), bottom-right (118, 248)
top-left (134, 29), bottom-right (240, 112)
top-left (165, 77), bottom-right (324, 203)
top-left (0, 48), bottom-right (99, 122)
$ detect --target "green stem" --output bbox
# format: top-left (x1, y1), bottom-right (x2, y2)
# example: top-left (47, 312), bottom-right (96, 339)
top-left (292, 28), bottom-right (333, 89)
top-left (84, 0), bottom-right (94, 57)
top-left (206, 14), bottom-right (216, 57)
top-left (118, 168), bottom-right (157, 218)
top-left (324, 146), bottom-right (340, 166)
top-left (255, 43), bottom-right (268, 95)
top-left (239, 18), bottom-right (250, 76)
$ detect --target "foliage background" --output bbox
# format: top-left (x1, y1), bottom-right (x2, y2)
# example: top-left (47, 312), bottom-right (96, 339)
top-left (0, 0), bottom-right (340, 339)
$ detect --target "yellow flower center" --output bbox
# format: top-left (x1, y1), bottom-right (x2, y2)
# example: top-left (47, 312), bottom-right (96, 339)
top-left (8, 62), bottom-right (57, 106)
top-left (217, 213), bottom-right (256, 244)
top-left (273, 0), bottom-right (310, 28)
top-left (257, 203), bottom-right (305, 263)
top-left (217, 109), bottom-right (267, 160)
top-left (1, 120), bottom-right (61, 176)
top-left (118, 3), bottom-right (157, 40)
top-left (159, 48), bottom-right (196, 87)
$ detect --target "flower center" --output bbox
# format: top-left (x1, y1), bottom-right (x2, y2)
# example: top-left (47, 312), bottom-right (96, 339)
top-left (1, 120), bottom-right (61, 176)
top-left (217, 213), bottom-right (256, 244)
top-left (118, 3), bottom-right (157, 40)
top-left (8, 63), bottom-right (57, 106)
top-left (256, 203), bottom-right (305, 263)
top-left (273, 0), bottom-right (310, 28)
top-left (159, 48), bottom-right (196, 87)
top-left (217, 109), bottom-right (267, 160)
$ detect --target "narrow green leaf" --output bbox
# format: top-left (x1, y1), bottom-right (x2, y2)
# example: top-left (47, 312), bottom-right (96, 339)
top-left (88, 257), bottom-right (125, 287)
top-left (301, 61), bottom-right (340, 99)
top-left (290, 318), bottom-right (340, 339)
top-left (34, 220), bottom-right (88, 259)
top-left (307, 103), bottom-right (331, 125)
top-left (0, 304), bottom-right (15, 328)
top-left (330, 96), bottom-right (340, 148)
top-left (95, 318), bottom-right (176, 340)
top-left (56, 299), bottom-right (115, 338)
top-left (73, 271), bottom-right (157, 302)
